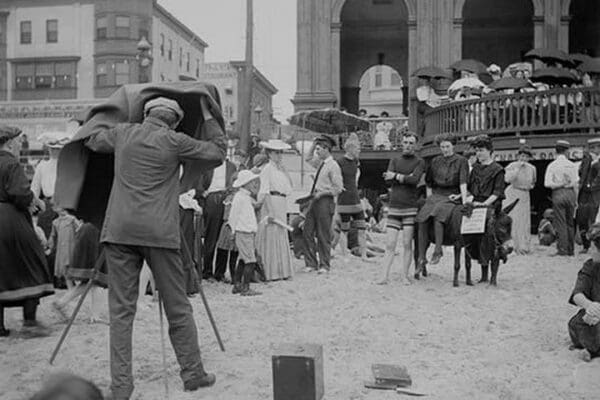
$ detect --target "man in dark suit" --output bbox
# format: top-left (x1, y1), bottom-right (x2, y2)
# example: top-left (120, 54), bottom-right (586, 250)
top-left (201, 156), bottom-right (237, 280)
top-left (85, 97), bottom-right (225, 399)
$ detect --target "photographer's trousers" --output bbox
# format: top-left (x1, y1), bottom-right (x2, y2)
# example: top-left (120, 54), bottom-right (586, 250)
top-left (105, 243), bottom-right (206, 399)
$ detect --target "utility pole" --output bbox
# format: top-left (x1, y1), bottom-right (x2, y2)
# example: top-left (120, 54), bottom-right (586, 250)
top-left (240, 0), bottom-right (254, 153)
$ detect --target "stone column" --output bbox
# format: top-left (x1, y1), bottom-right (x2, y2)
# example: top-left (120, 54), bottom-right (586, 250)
top-left (533, 15), bottom-right (545, 48)
top-left (558, 15), bottom-right (570, 52)
top-left (452, 18), bottom-right (463, 62)
top-left (407, 18), bottom-right (419, 131)
top-left (331, 22), bottom-right (341, 105)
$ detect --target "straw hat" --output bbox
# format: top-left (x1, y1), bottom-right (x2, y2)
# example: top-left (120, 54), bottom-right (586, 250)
top-left (555, 139), bottom-right (570, 150)
top-left (259, 139), bottom-right (291, 151)
top-left (232, 169), bottom-right (260, 188)
top-left (343, 133), bottom-right (360, 151)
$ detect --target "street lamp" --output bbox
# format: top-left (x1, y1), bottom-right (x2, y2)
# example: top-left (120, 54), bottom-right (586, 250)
top-left (136, 37), bottom-right (153, 83)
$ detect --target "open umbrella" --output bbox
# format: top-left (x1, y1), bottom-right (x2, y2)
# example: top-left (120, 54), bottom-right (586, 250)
top-left (447, 77), bottom-right (486, 98)
top-left (570, 53), bottom-right (593, 66)
top-left (525, 48), bottom-right (572, 66)
top-left (531, 67), bottom-right (580, 85)
top-left (579, 58), bottom-right (600, 74)
top-left (488, 77), bottom-right (534, 91)
top-left (288, 108), bottom-right (371, 135)
top-left (411, 66), bottom-right (451, 80)
top-left (450, 59), bottom-right (488, 75)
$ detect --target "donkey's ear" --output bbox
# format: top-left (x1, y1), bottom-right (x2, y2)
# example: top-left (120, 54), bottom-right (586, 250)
top-left (502, 198), bottom-right (519, 215)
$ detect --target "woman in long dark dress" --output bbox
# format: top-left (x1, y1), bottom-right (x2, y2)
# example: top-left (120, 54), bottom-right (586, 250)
top-left (416, 133), bottom-right (469, 266)
top-left (568, 223), bottom-right (600, 361)
top-left (0, 126), bottom-right (54, 337)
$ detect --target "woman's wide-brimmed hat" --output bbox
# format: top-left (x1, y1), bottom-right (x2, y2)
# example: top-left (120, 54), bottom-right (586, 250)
top-left (0, 125), bottom-right (22, 141)
top-left (517, 145), bottom-right (533, 157)
top-left (259, 139), bottom-right (291, 151)
top-left (232, 169), bottom-right (260, 188)
top-left (38, 131), bottom-right (72, 149)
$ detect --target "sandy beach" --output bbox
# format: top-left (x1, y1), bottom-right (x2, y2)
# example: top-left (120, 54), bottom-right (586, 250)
top-left (1, 236), bottom-right (599, 400)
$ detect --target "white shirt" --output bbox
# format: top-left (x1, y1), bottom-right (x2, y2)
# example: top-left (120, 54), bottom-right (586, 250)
top-left (206, 163), bottom-right (227, 193)
top-left (544, 154), bottom-right (579, 190)
top-left (229, 188), bottom-right (257, 233)
top-left (31, 158), bottom-right (57, 198)
top-left (259, 161), bottom-right (293, 196)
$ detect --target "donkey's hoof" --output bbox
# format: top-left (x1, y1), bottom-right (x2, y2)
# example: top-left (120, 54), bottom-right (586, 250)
top-left (413, 273), bottom-right (420, 280)
top-left (453, 280), bottom-right (459, 287)
top-left (466, 279), bottom-right (474, 286)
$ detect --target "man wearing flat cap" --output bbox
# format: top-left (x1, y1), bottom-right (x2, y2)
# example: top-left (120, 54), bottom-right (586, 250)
top-left (544, 140), bottom-right (579, 256)
top-left (85, 96), bottom-right (226, 399)
top-left (303, 135), bottom-right (343, 274)
top-left (577, 137), bottom-right (600, 252)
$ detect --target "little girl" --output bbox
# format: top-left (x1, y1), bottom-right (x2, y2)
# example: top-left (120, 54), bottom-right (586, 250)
top-left (48, 208), bottom-right (77, 289)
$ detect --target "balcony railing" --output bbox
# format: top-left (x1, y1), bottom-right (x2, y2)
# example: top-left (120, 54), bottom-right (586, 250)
top-left (422, 87), bottom-right (600, 144)
top-left (340, 116), bottom-right (409, 151)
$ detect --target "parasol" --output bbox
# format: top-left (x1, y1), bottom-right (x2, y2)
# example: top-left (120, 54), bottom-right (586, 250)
top-left (488, 77), bottom-right (534, 91)
top-left (531, 67), bottom-right (580, 86)
top-left (54, 81), bottom-right (226, 228)
top-left (447, 77), bottom-right (486, 98)
top-left (450, 59), bottom-right (488, 75)
top-left (411, 66), bottom-right (451, 80)
top-left (578, 58), bottom-right (600, 74)
top-left (288, 108), bottom-right (371, 135)
top-left (570, 53), bottom-right (593, 66)
top-left (525, 48), bottom-right (572, 66)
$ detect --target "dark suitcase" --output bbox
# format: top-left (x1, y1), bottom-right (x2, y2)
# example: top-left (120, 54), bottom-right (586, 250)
top-left (272, 343), bottom-right (324, 400)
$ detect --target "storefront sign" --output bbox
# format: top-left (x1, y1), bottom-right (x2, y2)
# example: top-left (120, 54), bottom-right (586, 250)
top-left (494, 147), bottom-right (584, 162)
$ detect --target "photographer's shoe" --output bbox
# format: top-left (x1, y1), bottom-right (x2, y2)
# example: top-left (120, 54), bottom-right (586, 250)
top-left (184, 373), bottom-right (216, 391)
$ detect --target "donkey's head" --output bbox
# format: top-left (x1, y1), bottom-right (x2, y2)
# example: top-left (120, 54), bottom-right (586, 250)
top-left (492, 199), bottom-right (518, 262)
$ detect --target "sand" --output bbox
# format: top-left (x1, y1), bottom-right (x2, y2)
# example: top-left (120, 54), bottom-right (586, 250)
top-left (1, 237), bottom-right (599, 400)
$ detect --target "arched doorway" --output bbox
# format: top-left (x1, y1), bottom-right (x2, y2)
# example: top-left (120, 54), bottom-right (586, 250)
top-left (462, 0), bottom-right (534, 68)
top-left (569, 0), bottom-right (600, 56)
top-left (358, 65), bottom-right (405, 117)
top-left (340, 0), bottom-right (409, 115)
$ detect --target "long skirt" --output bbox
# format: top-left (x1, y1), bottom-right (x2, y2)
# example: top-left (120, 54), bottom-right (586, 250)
top-left (569, 309), bottom-right (600, 356)
top-left (0, 203), bottom-right (54, 305)
top-left (503, 185), bottom-right (531, 254)
top-left (256, 195), bottom-right (293, 281)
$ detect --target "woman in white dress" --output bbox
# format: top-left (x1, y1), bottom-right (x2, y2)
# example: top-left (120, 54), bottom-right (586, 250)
top-left (503, 145), bottom-right (536, 254)
top-left (255, 139), bottom-right (294, 281)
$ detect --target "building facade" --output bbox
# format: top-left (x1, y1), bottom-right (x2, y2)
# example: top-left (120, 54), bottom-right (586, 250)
top-left (0, 0), bottom-right (207, 147)
top-left (200, 61), bottom-right (278, 135)
top-left (294, 0), bottom-right (600, 124)
top-left (358, 65), bottom-right (405, 117)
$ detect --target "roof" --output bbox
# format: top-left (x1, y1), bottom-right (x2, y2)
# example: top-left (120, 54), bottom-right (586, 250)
top-left (229, 61), bottom-right (278, 95)
top-left (153, 2), bottom-right (209, 50)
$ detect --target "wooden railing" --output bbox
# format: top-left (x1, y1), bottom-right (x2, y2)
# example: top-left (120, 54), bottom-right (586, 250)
top-left (422, 87), bottom-right (600, 144)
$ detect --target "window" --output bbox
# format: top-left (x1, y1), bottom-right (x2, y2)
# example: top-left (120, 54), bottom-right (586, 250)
top-left (15, 64), bottom-right (34, 89)
top-left (186, 52), bottom-right (190, 72)
top-left (96, 16), bottom-right (107, 39)
top-left (96, 63), bottom-right (107, 86)
top-left (374, 73), bottom-right (382, 87)
top-left (55, 62), bottom-right (75, 88)
top-left (195, 59), bottom-right (200, 78)
top-left (391, 71), bottom-right (402, 86)
top-left (168, 39), bottom-right (172, 60)
top-left (20, 21), bottom-right (32, 44)
top-left (15, 61), bottom-right (76, 90)
top-left (179, 47), bottom-right (182, 68)
top-left (46, 19), bottom-right (58, 43)
top-left (115, 16), bottom-right (130, 38)
top-left (115, 61), bottom-right (129, 85)
top-left (160, 34), bottom-right (165, 56)
top-left (35, 63), bottom-right (53, 88)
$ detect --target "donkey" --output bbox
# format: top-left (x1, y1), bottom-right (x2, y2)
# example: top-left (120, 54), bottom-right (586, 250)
top-left (414, 199), bottom-right (518, 287)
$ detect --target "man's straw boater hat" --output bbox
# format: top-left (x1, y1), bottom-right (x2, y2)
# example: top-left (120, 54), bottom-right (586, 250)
top-left (587, 137), bottom-right (600, 146)
top-left (555, 139), bottom-right (570, 149)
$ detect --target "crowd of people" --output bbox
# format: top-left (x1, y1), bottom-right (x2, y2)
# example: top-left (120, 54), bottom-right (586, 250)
top-left (2, 93), bottom-right (600, 399)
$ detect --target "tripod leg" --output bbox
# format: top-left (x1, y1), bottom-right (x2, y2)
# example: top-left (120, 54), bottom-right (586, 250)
top-left (158, 293), bottom-right (170, 399)
top-left (198, 284), bottom-right (225, 352)
top-left (181, 234), bottom-right (225, 352)
top-left (49, 249), bottom-right (105, 364)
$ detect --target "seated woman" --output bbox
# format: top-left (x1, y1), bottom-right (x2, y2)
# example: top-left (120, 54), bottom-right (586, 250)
top-left (416, 133), bottom-right (469, 266)
top-left (465, 135), bottom-right (506, 282)
top-left (568, 223), bottom-right (600, 361)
